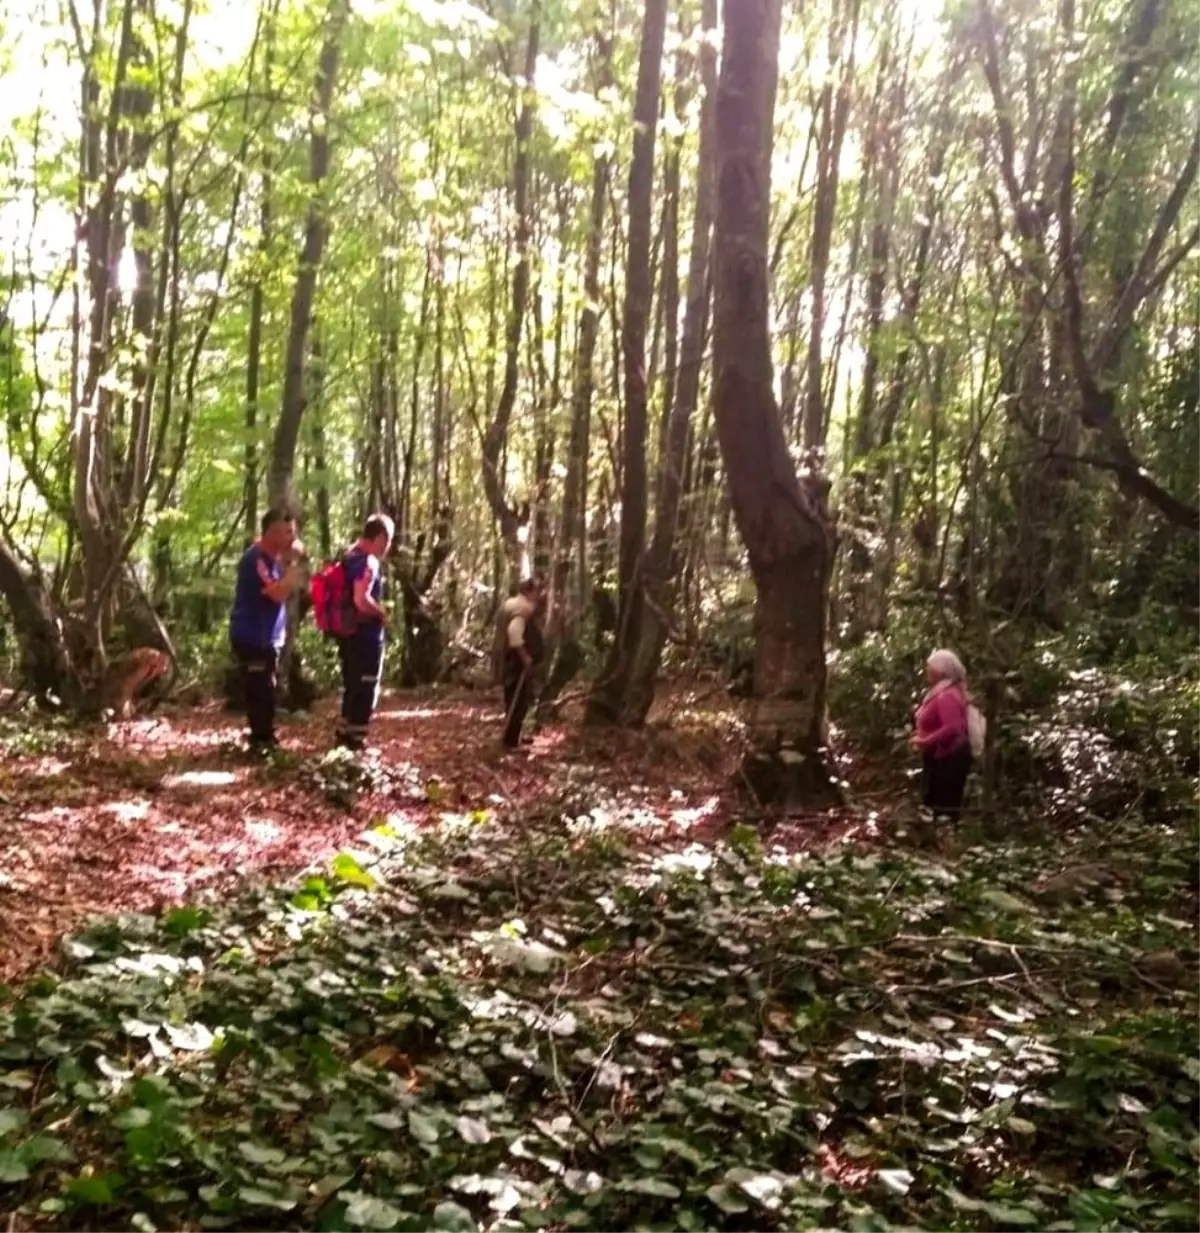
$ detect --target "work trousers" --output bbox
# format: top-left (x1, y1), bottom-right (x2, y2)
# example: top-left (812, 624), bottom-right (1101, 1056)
top-left (232, 641), bottom-right (278, 747)
top-left (502, 650), bottom-right (533, 748)
top-left (337, 634), bottom-right (384, 750)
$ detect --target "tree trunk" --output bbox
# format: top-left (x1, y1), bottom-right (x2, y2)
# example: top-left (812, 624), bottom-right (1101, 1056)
top-left (624, 0), bottom-right (719, 725)
top-left (481, 5), bottom-right (540, 574)
top-left (268, 0), bottom-right (349, 508)
top-left (800, 0), bottom-right (860, 455)
top-left (0, 543), bottom-right (74, 706)
top-left (244, 16), bottom-right (274, 543)
top-left (310, 329), bottom-right (332, 560)
top-left (711, 0), bottom-right (838, 804)
top-left (586, 0), bottom-right (669, 725)
top-left (540, 30), bottom-right (613, 713)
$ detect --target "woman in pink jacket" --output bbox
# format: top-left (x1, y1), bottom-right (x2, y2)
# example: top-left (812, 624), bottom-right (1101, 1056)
top-left (911, 648), bottom-right (973, 819)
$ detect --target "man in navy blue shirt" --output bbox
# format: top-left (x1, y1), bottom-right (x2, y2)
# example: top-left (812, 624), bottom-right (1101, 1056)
top-left (229, 508), bottom-right (305, 750)
top-left (335, 512), bottom-right (394, 750)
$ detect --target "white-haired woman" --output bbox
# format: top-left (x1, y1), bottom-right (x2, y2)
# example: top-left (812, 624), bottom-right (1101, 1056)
top-left (911, 649), bottom-right (973, 819)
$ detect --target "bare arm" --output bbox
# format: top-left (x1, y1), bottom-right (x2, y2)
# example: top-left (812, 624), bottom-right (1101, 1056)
top-left (352, 557), bottom-right (388, 622)
top-left (260, 550), bottom-right (305, 604)
top-left (507, 612), bottom-right (533, 669)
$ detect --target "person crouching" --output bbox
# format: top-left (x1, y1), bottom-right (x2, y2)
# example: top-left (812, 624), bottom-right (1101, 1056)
top-left (911, 648), bottom-right (974, 821)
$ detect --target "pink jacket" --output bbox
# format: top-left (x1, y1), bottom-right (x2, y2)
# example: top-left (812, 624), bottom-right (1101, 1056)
top-left (915, 683), bottom-right (969, 759)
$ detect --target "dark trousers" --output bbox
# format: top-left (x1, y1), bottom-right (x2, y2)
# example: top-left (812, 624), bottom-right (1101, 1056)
top-left (502, 650), bottom-right (532, 748)
top-left (337, 634), bottom-right (384, 749)
top-left (921, 745), bottom-right (973, 820)
top-left (233, 641), bottom-right (278, 746)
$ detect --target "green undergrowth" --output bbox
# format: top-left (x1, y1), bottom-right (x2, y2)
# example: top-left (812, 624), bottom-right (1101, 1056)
top-left (1, 801), bottom-right (1196, 1232)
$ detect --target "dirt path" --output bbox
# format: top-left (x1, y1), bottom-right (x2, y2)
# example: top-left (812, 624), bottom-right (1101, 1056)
top-left (0, 684), bottom-right (878, 987)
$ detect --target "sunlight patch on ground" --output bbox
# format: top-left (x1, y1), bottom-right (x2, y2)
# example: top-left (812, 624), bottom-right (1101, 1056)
top-left (100, 798), bottom-right (151, 822)
top-left (375, 706), bottom-right (439, 721)
top-left (375, 704), bottom-right (490, 723)
top-left (245, 819), bottom-right (282, 844)
top-left (161, 769), bottom-right (239, 789)
top-left (12, 756), bottom-right (73, 777)
top-left (668, 794), bottom-right (721, 829)
top-left (112, 720), bottom-right (236, 753)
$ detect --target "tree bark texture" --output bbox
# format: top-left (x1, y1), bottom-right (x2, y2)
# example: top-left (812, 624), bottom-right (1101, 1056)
top-left (269, 0), bottom-right (349, 509)
top-left (711, 0), bottom-right (837, 803)
top-left (586, 0), bottom-right (669, 724)
top-left (481, 4), bottom-right (540, 574)
top-left (624, 0), bottom-right (719, 726)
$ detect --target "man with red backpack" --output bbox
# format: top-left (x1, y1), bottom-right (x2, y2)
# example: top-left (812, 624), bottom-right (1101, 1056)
top-left (311, 514), bottom-right (394, 750)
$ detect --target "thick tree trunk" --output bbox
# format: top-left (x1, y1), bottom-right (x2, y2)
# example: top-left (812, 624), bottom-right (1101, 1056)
top-left (586, 0), bottom-right (668, 725)
top-left (712, 0), bottom-right (837, 804)
top-left (268, 0), bottom-right (349, 508)
top-left (0, 544), bottom-right (74, 705)
top-left (624, 0), bottom-right (719, 725)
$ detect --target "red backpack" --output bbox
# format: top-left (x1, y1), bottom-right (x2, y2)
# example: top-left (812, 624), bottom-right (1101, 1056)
top-left (310, 554), bottom-right (359, 638)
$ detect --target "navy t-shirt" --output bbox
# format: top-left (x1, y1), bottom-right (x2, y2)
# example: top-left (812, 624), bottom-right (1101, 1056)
top-left (344, 549), bottom-right (385, 646)
top-left (230, 545), bottom-right (286, 650)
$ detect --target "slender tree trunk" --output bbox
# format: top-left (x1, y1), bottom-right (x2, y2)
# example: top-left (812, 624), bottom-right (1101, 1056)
top-left (482, 5), bottom-right (540, 574)
top-left (586, 0), bottom-right (669, 724)
top-left (712, 0), bottom-right (837, 804)
top-left (268, 0), bottom-right (349, 508)
top-left (624, 0), bottom-right (719, 725)
top-left (244, 10), bottom-right (275, 542)
top-left (801, 0), bottom-right (860, 455)
top-left (310, 330), bottom-right (332, 560)
top-left (540, 30), bottom-right (613, 712)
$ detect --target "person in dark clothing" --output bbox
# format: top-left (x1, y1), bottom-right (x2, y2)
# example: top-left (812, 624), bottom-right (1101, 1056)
top-left (335, 513), bottom-right (395, 750)
top-left (229, 508), bottom-right (304, 751)
top-left (499, 578), bottom-right (545, 750)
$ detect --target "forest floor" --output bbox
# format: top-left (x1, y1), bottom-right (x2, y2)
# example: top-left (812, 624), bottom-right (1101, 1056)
top-left (0, 685), bottom-right (1196, 1231)
top-left (0, 684), bottom-right (865, 987)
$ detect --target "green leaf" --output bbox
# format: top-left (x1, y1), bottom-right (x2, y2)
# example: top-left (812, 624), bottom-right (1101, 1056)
top-left (432, 1200), bottom-right (478, 1231)
top-left (21, 1134), bottom-right (75, 1165)
top-left (66, 1175), bottom-right (116, 1205)
top-left (113, 1106), bottom-right (154, 1130)
top-left (981, 1202), bottom-right (1040, 1227)
top-left (0, 1107), bottom-right (27, 1138)
top-left (455, 1115), bottom-right (491, 1145)
top-left (408, 1108), bottom-right (440, 1144)
top-left (981, 889), bottom-right (1034, 914)
top-left (0, 1148), bottom-right (30, 1183)
top-left (162, 906), bottom-right (212, 936)
top-left (237, 1186), bottom-right (298, 1211)
top-left (332, 852), bottom-right (378, 889)
top-left (620, 1177), bottom-right (682, 1198)
top-left (238, 1141), bottom-right (287, 1166)
top-left (706, 1183), bottom-right (750, 1214)
top-left (344, 1193), bottom-right (405, 1229)
top-left (877, 1168), bottom-right (914, 1196)
top-left (368, 1111), bottom-right (406, 1131)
